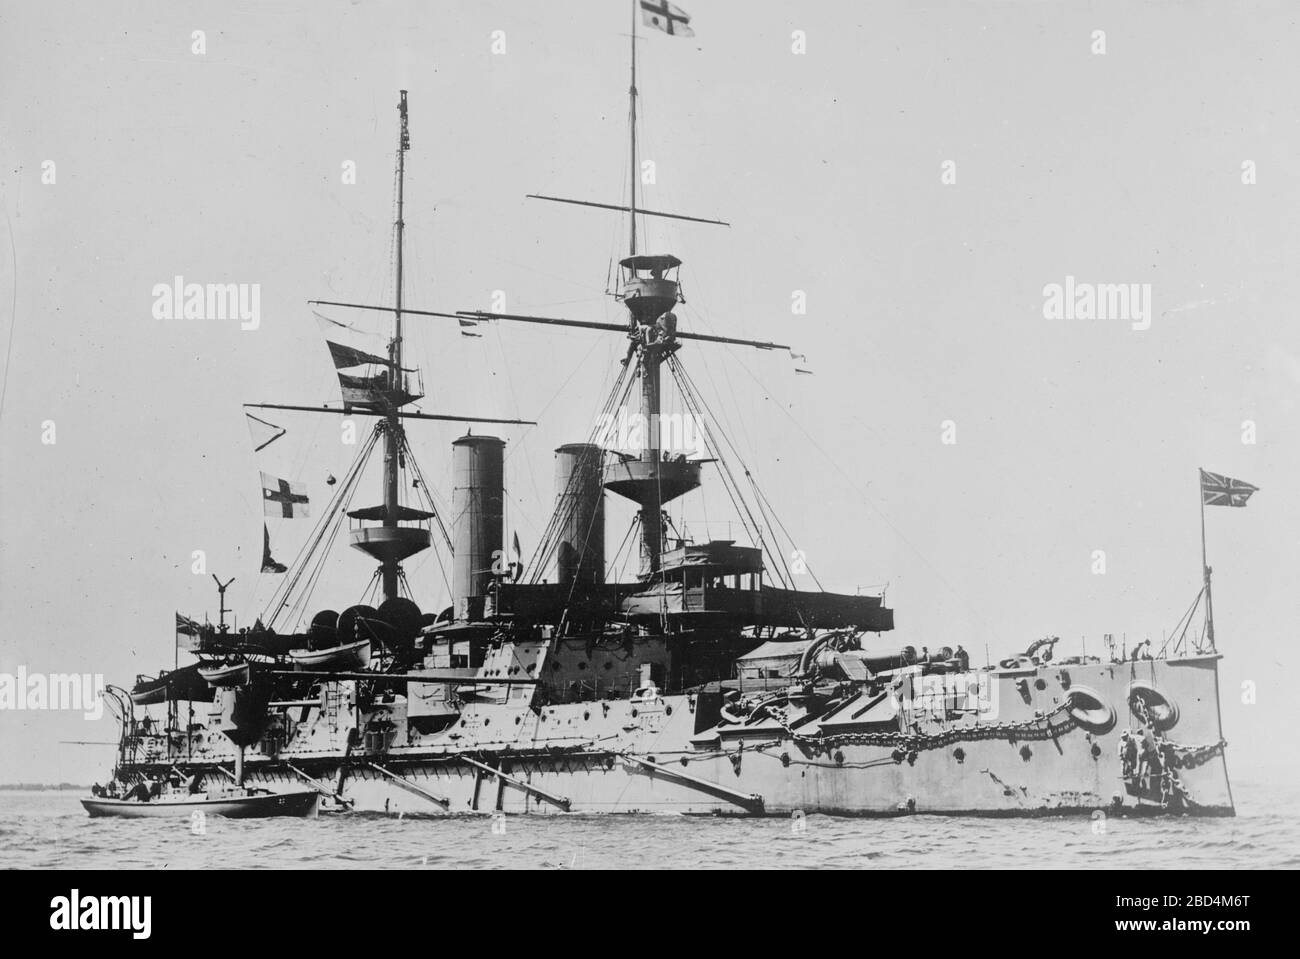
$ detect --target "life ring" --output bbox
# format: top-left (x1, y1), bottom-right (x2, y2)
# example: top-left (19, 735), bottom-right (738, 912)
top-left (1128, 681), bottom-right (1179, 731)
top-left (1064, 686), bottom-right (1116, 733)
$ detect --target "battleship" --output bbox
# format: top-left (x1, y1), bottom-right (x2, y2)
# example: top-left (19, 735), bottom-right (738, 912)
top-left (91, 5), bottom-right (1241, 819)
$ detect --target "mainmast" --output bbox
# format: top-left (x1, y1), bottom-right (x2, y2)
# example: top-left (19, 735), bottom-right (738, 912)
top-left (613, 5), bottom-right (696, 576)
top-left (465, 6), bottom-right (788, 579)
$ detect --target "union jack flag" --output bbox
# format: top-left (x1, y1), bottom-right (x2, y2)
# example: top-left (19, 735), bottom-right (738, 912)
top-left (1200, 469), bottom-right (1258, 508)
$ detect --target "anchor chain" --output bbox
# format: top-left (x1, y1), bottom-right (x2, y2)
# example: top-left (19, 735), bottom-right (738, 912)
top-left (1129, 696), bottom-right (1226, 770)
top-left (1163, 739), bottom-right (1227, 770)
top-left (760, 699), bottom-right (1078, 754)
top-left (1123, 696), bottom-right (1228, 808)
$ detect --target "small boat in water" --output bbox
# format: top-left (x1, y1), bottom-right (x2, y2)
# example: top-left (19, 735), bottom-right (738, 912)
top-left (81, 788), bottom-right (319, 819)
top-left (289, 639), bottom-right (370, 672)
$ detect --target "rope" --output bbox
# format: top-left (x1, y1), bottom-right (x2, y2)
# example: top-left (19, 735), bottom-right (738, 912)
top-left (263, 423), bottom-right (380, 628)
top-left (1159, 587), bottom-right (1205, 659)
top-left (525, 359), bottom-right (636, 583)
top-left (668, 355), bottom-right (796, 592)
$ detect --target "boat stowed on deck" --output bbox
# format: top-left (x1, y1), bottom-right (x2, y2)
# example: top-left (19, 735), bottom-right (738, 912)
top-left (289, 639), bottom-right (371, 672)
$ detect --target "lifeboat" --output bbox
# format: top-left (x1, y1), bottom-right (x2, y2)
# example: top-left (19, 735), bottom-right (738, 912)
top-left (130, 665), bottom-right (217, 704)
top-left (289, 638), bottom-right (371, 672)
top-left (198, 660), bottom-right (250, 688)
top-left (129, 678), bottom-right (168, 707)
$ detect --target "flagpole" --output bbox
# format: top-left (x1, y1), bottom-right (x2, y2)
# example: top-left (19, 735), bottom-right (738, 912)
top-left (629, 0), bottom-right (639, 256)
top-left (171, 614), bottom-right (179, 745)
top-left (1199, 467), bottom-right (1215, 651)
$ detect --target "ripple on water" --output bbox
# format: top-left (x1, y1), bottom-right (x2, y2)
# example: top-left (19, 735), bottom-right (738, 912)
top-left (2, 786), bottom-right (1298, 869)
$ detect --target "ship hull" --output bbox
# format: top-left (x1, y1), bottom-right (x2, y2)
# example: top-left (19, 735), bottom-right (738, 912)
top-left (123, 654), bottom-right (1232, 818)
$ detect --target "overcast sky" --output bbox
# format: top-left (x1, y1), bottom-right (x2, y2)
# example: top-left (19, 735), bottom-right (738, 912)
top-left (2, 0), bottom-right (1298, 787)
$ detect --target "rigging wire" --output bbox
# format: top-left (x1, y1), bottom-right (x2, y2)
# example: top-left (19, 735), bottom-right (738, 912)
top-left (284, 500), bottom-right (351, 629)
top-left (609, 513), bottom-right (641, 585)
top-left (525, 357), bottom-right (636, 583)
top-left (667, 354), bottom-right (794, 590)
top-left (1159, 586), bottom-right (1206, 658)
top-left (748, 471), bottom-right (824, 591)
top-left (263, 423), bottom-right (380, 628)
top-left (691, 334), bottom-right (1001, 641)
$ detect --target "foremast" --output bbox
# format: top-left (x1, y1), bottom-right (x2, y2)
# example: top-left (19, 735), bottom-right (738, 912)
top-left (381, 91), bottom-right (411, 602)
top-left (245, 90), bottom-right (536, 630)
top-left (345, 90), bottom-right (430, 604)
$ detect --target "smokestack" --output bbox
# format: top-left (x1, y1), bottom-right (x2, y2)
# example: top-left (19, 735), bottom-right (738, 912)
top-left (554, 443), bottom-right (605, 586)
top-left (451, 435), bottom-right (504, 621)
